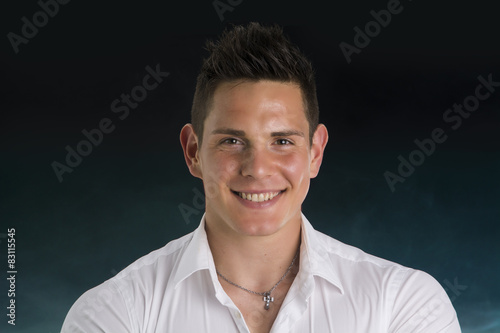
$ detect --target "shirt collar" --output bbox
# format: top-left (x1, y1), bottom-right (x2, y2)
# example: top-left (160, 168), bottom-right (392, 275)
top-left (299, 213), bottom-right (344, 294)
top-left (173, 213), bottom-right (344, 294)
top-left (172, 214), bottom-right (214, 289)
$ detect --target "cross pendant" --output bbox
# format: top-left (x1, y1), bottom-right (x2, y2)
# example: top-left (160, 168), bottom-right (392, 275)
top-left (263, 292), bottom-right (274, 310)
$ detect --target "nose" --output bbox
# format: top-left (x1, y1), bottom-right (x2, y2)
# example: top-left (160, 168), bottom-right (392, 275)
top-left (240, 147), bottom-right (275, 179)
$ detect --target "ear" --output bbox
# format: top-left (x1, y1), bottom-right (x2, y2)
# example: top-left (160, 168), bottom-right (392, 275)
top-left (180, 124), bottom-right (203, 179)
top-left (309, 124), bottom-right (329, 178)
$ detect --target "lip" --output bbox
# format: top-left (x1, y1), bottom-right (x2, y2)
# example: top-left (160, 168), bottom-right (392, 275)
top-left (232, 189), bottom-right (284, 194)
top-left (231, 189), bottom-right (285, 208)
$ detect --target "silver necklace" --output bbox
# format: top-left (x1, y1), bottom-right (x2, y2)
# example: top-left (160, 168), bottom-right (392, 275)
top-left (216, 249), bottom-right (300, 310)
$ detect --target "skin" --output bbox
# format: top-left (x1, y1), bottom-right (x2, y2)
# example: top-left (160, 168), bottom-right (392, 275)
top-left (180, 80), bottom-right (328, 332)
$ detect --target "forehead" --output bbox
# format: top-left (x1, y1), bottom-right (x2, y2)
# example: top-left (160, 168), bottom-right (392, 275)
top-left (206, 80), bottom-right (307, 126)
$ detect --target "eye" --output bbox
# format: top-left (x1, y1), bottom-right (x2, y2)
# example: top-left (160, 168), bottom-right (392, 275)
top-left (274, 138), bottom-right (293, 145)
top-left (221, 138), bottom-right (241, 145)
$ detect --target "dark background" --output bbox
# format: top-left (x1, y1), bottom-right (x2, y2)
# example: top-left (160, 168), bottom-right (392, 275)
top-left (1, 0), bottom-right (499, 332)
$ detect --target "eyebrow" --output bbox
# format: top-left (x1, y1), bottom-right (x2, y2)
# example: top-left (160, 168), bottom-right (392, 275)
top-left (211, 128), bottom-right (305, 138)
top-left (211, 128), bottom-right (246, 136)
top-left (270, 130), bottom-right (305, 138)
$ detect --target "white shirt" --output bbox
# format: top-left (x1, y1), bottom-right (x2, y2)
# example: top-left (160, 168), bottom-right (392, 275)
top-left (61, 214), bottom-right (461, 332)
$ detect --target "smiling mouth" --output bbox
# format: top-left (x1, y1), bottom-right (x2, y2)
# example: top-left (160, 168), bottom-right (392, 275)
top-left (233, 191), bottom-right (284, 203)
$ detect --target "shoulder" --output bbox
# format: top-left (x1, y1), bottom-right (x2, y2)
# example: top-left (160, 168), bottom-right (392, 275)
top-left (61, 231), bottom-right (195, 332)
top-left (312, 227), bottom-right (442, 292)
top-left (303, 215), bottom-right (406, 273)
top-left (114, 231), bottom-right (194, 281)
top-left (310, 228), bottom-right (460, 332)
top-left (312, 226), bottom-right (405, 272)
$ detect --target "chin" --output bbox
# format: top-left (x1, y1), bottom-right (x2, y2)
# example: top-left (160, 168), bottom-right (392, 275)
top-left (231, 215), bottom-right (286, 237)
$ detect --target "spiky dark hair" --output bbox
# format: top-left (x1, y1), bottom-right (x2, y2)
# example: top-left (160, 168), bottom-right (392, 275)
top-left (191, 22), bottom-right (319, 145)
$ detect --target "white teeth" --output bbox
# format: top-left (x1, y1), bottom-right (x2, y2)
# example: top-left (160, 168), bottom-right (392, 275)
top-left (238, 191), bottom-right (281, 202)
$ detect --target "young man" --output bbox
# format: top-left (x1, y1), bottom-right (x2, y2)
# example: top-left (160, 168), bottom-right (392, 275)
top-left (62, 23), bottom-right (461, 332)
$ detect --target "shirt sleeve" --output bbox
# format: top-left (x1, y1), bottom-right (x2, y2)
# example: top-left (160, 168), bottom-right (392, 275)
top-left (388, 269), bottom-right (461, 333)
top-left (60, 279), bottom-right (133, 333)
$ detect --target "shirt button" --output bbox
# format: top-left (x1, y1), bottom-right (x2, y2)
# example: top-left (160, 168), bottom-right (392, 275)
top-left (235, 311), bottom-right (241, 319)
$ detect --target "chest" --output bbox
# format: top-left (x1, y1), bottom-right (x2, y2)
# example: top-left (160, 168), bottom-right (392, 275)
top-left (155, 272), bottom-right (386, 333)
top-left (219, 265), bottom-right (299, 333)
top-left (226, 289), bottom-right (284, 333)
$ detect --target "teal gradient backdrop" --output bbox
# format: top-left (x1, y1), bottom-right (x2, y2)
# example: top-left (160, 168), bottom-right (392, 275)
top-left (1, 0), bottom-right (499, 332)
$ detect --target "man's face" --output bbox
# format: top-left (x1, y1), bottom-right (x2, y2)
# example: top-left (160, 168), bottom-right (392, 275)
top-left (182, 80), bottom-right (327, 237)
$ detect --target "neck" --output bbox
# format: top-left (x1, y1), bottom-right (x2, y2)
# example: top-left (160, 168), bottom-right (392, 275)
top-left (205, 214), bottom-right (302, 293)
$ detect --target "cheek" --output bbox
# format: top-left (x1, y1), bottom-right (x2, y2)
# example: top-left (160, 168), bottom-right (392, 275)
top-left (280, 152), bottom-right (310, 185)
top-left (203, 152), bottom-right (240, 187)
